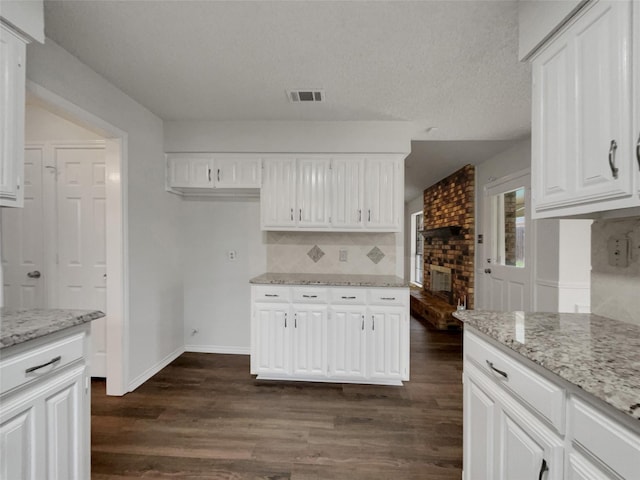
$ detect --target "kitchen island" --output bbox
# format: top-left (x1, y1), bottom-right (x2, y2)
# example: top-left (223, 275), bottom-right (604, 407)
top-left (454, 309), bottom-right (640, 480)
top-left (250, 273), bottom-right (409, 385)
top-left (0, 307), bottom-right (104, 479)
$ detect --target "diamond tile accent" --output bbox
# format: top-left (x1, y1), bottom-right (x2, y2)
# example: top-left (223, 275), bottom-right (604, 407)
top-left (367, 246), bottom-right (385, 264)
top-left (307, 245), bottom-right (325, 263)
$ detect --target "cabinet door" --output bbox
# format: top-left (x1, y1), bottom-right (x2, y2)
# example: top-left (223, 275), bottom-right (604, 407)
top-left (331, 157), bottom-right (365, 229)
top-left (572, 1), bottom-right (633, 203)
top-left (297, 157), bottom-right (331, 227)
top-left (254, 303), bottom-right (291, 375)
top-left (532, 30), bottom-right (574, 209)
top-left (367, 308), bottom-right (403, 381)
top-left (328, 306), bottom-right (367, 380)
top-left (498, 407), bottom-right (563, 480)
top-left (214, 157), bottom-right (261, 189)
top-left (43, 366), bottom-right (85, 480)
top-left (0, 398), bottom-right (39, 480)
top-left (0, 26), bottom-right (26, 208)
top-left (291, 307), bottom-right (327, 378)
top-left (167, 155), bottom-right (213, 188)
top-left (261, 158), bottom-right (297, 228)
top-left (364, 158), bottom-right (400, 230)
top-left (463, 373), bottom-right (497, 480)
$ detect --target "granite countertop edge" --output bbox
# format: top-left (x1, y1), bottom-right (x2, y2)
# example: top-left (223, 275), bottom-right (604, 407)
top-left (1, 308), bottom-right (105, 350)
top-left (249, 273), bottom-right (409, 288)
top-left (453, 310), bottom-right (640, 422)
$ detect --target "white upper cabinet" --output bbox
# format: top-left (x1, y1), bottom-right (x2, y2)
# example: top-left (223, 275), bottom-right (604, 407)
top-left (261, 157), bottom-right (297, 228)
top-left (331, 156), bottom-right (365, 229)
top-left (364, 157), bottom-right (402, 230)
top-left (214, 156), bottom-right (261, 189)
top-left (260, 154), bottom-right (404, 232)
top-left (166, 154), bottom-right (261, 196)
top-left (531, 0), bottom-right (639, 218)
top-left (167, 154), bottom-right (213, 189)
top-left (0, 25), bottom-right (27, 208)
top-left (296, 157), bottom-right (331, 228)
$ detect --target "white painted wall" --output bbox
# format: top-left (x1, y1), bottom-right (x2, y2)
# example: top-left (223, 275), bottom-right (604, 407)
top-left (165, 120), bottom-right (412, 154)
top-left (25, 103), bottom-right (102, 141)
top-left (181, 198), bottom-right (266, 353)
top-left (26, 38), bottom-right (184, 391)
top-left (404, 195), bottom-right (423, 283)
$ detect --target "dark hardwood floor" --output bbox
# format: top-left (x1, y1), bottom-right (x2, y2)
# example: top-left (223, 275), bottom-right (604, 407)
top-left (91, 317), bottom-right (463, 479)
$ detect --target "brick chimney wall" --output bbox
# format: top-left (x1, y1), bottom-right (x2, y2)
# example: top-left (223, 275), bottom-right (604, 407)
top-left (423, 164), bottom-right (475, 308)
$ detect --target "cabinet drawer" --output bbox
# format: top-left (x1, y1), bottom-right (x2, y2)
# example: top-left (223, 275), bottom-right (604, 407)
top-left (292, 287), bottom-right (328, 303)
top-left (570, 397), bottom-right (640, 480)
top-left (465, 331), bottom-right (565, 432)
top-left (368, 288), bottom-right (406, 306)
top-left (253, 286), bottom-right (290, 302)
top-left (329, 288), bottom-right (366, 304)
top-left (0, 332), bottom-right (85, 394)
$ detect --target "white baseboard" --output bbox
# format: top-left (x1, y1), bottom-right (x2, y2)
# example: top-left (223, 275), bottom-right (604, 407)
top-left (185, 345), bottom-right (250, 355)
top-left (127, 345), bottom-right (185, 392)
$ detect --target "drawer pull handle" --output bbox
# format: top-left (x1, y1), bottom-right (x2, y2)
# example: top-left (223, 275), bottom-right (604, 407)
top-left (608, 139), bottom-right (619, 179)
top-left (486, 360), bottom-right (508, 379)
top-left (361, 315), bottom-right (364, 330)
top-left (372, 316), bottom-right (375, 331)
top-left (380, 297), bottom-right (396, 301)
top-left (284, 313), bottom-right (287, 328)
top-left (25, 355), bottom-right (62, 374)
top-left (264, 294), bottom-right (279, 297)
top-left (636, 132), bottom-right (640, 171)
top-left (341, 296), bottom-right (356, 299)
top-left (302, 295), bottom-right (317, 298)
top-left (538, 459), bottom-right (548, 480)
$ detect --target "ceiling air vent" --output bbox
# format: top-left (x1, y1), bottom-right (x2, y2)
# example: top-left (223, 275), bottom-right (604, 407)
top-left (287, 89), bottom-right (325, 103)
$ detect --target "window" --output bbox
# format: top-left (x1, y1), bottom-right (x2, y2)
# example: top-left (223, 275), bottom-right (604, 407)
top-left (491, 187), bottom-right (525, 267)
top-left (410, 211), bottom-right (424, 286)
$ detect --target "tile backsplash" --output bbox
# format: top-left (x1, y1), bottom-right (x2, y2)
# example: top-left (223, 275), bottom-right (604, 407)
top-left (591, 216), bottom-right (640, 325)
top-left (266, 232), bottom-right (396, 275)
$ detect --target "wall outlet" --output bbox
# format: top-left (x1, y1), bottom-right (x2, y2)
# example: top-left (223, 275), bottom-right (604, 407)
top-left (339, 249), bottom-right (348, 262)
top-left (607, 237), bottom-right (629, 267)
top-left (228, 250), bottom-right (237, 261)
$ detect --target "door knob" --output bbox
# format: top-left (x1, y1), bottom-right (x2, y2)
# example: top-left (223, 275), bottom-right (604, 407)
top-left (27, 270), bottom-right (41, 279)
top-left (484, 268), bottom-right (492, 274)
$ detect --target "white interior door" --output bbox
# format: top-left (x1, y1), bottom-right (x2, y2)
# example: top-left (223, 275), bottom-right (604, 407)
top-left (54, 145), bottom-right (107, 377)
top-left (1, 146), bottom-right (45, 308)
top-left (483, 172), bottom-right (533, 312)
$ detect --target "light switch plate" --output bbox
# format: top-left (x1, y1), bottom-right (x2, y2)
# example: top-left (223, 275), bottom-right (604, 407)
top-left (339, 249), bottom-right (348, 262)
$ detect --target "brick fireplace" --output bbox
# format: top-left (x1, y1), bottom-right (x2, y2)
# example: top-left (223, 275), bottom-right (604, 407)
top-left (423, 164), bottom-right (475, 309)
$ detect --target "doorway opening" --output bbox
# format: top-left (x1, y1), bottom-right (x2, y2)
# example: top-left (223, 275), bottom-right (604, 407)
top-left (1, 81), bottom-right (129, 395)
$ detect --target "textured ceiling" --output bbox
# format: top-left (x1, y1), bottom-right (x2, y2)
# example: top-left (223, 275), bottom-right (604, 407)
top-left (42, 0), bottom-right (532, 142)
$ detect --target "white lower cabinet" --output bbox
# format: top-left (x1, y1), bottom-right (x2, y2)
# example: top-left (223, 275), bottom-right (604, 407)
top-left (464, 362), bottom-right (563, 480)
top-left (251, 285), bottom-right (409, 385)
top-left (464, 328), bottom-right (640, 480)
top-left (0, 325), bottom-right (91, 480)
top-left (291, 306), bottom-right (327, 378)
top-left (254, 303), bottom-right (291, 376)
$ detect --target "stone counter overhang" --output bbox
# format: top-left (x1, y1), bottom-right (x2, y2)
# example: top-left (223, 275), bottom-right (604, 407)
top-left (0, 308), bottom-right (105, 349)
top-left (249, 273), bottom-right (409, 288)
top-left (453, 310), bottom-right (640, 421)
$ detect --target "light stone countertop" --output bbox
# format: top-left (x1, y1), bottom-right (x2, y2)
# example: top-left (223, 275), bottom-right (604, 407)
top-left (249, 272), bottom-right (409, 288)
top-left (0, 308), bottom-right (105, 349)
top-left (453, 310), bottom-right (640, 421)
